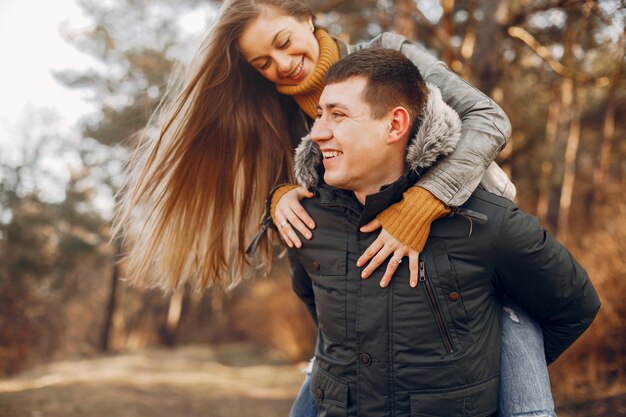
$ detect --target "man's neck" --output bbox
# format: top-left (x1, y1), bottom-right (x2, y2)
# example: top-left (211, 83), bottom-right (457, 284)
top-left (354, 164), bottom-right (406, 204)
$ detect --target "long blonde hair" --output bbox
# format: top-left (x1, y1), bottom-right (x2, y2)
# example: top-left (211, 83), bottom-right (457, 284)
top-left (116, 0), bottom-right (315, 290)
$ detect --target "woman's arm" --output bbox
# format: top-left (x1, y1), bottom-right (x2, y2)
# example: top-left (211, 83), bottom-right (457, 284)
top-left (392, 33), bottom-right (512, 205)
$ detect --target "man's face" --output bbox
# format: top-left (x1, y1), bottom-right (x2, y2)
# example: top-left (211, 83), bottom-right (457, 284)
top-left (311, 77), bottom-right (401, 201)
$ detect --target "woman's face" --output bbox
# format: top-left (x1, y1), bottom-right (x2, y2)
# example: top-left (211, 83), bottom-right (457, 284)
top-left (238, 12), bottom-right (320, 86)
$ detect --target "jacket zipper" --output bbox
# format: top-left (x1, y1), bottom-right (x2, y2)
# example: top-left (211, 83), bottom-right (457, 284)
top-left (419, 259), bottom-right (455, 354)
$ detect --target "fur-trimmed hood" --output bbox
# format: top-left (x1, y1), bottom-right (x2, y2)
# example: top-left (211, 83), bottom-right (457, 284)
top-left (294, 83), bottom-right (462, 189)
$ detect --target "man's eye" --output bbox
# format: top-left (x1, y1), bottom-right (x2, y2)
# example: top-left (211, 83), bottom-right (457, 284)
top-left (332, 112), bottom-right (345, 118)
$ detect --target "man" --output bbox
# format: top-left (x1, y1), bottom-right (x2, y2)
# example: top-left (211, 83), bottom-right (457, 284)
top-left (284, 48), bottom-right (600, 417)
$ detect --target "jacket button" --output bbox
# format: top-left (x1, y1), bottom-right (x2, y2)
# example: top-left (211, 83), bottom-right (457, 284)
top-left (360, 353), bottom-right (372, 366)
top-left (315, 388), bottom-right (324, 401)
top-left (312, 260), bottom-right (320, 271)
top-left (449, 292), bottom-right (460, 301)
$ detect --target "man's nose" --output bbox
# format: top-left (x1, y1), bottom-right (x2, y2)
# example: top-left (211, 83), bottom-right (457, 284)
top-left (311, 117), bottom-right (332, 143)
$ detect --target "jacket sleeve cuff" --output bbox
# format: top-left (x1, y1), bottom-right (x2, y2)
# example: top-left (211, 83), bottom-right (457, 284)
top-left (270, 184), bottom-right (300, 223)
top-left (376, 186), bottom-right (451, 252)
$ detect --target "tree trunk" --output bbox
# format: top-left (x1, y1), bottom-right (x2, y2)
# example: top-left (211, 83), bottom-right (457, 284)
top-left (470, 0), bottom-right (505, 95)
top-left (100, 239), bottom-right (122, 352)
top-left (544, 8), bottom-right (579, 234)
top-left (441, 0), bottom-right (455, 65)
top-left (162, 287), bottom-right (185, 346)
top-left (537, 97), bottom-right (560, 223)
top-left (394, 0), bottom-right (416, 39)
top-left (545, 76), bottom-right (575, 234)
top-left (556, 85), bottom-right (581, 239)
top-left (585, 76), bottom-right (618, 215)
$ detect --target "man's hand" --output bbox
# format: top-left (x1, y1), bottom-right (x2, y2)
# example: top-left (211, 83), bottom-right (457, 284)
top-left (274, 187), bottom-right (315, 248)
top-left (357, 219), bottom-right (420, 288)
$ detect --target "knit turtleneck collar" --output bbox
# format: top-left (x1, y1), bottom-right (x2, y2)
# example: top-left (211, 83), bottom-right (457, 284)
top-left (276, 29), bottom-right (340, 119)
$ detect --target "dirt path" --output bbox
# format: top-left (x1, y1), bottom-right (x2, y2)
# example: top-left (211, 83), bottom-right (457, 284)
top-left (1, 344), bottom-right (625, 417)
top-left (0, 344), bottom-right (305, 417)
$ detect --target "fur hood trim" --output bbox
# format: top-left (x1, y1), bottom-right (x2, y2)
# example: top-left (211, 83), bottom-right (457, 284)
top-left (294, 83), bottom-right (462, 189)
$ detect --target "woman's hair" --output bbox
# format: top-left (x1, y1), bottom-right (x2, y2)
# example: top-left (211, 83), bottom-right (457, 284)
top-left (115, 0), bottom-right (315, 290)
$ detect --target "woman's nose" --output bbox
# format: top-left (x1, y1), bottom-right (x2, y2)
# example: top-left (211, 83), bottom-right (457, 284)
top-left (274, 52), bottom-right (293, 75)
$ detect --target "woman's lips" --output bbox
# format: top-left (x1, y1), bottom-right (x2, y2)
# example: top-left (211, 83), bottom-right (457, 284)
top-left (287, 57), bottom-right (305, 81)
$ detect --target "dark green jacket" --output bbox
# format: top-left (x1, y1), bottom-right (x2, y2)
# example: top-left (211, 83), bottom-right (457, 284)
top-left (290, 178), bottom-right (599, 417)
top-left (280, 81), bottom-right (600, 417)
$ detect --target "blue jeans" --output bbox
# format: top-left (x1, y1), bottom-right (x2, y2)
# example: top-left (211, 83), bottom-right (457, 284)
top-left (289, 301), bottom-right (556, 417)
top-left (497, 299), bottom-right (556, 417)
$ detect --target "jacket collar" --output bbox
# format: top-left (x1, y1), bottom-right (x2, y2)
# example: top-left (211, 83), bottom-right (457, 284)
top-left (294, 83), bottom-right (462, 191)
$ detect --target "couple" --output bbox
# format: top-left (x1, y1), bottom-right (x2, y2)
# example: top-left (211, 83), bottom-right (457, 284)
top-left (116, 0), bottom-right (600, 415)
top-left (271, 48), bottom-right (600, 416)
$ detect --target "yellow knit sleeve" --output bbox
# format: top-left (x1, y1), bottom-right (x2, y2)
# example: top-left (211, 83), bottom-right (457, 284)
top-left (376, 186), bottom-right (451, 252)
top-left (270, 184), bottom-right (300, 223)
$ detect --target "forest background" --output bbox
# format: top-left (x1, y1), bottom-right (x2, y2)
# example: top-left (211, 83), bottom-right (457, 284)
top-left (0, 0), bottom-right (624, 413)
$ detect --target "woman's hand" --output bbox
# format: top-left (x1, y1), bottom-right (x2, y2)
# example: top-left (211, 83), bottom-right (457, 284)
top-left (357, 219), bottom-right (420, 288)
top-left (274, 187), bottom-right (315, 248)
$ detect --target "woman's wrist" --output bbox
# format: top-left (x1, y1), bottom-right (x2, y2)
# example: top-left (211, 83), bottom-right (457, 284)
top-left (376, 186), bottom-right (451, 252)
top-left (270, 184), bottom-right (300, 223)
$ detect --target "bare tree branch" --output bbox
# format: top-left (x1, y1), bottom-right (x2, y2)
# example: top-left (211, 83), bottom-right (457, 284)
top-left (507, 26), bottom-right (597, 83)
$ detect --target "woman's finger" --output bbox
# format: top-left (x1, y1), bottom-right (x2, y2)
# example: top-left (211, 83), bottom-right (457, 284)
top-left (285, 210), bottom-right (311, 241)
top-left (360, 218), bottom-right (382, 233)
top-left (295, 187), bottom-right (315, 199)
top-left (380, 250), bottom-right (406, 288)
top-left (291, 201), bottom-right (316, 230)
top-left (408, 251), bottom-right (420, 287)
top-left (361, 243), bottom-right (395, 279)
top-left (357, 236), bottom-right (386, 270)
top-left (277, 219), bottom-right (294, 248)
top-left (282, 220), bottom-right (303, 248)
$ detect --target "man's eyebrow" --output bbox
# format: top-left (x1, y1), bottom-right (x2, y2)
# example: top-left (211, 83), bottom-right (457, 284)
top-left (249, 29), bottom-right (286, 63)
top-left (319, 102), bottom-right (347, 111)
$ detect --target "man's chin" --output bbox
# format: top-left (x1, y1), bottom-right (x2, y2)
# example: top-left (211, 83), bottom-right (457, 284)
top-left (323, 174), bottom-right (339, 187)
top-left (323, 175), bottom-right (351, 191)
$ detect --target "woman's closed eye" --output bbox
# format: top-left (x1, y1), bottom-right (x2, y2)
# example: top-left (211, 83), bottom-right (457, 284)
top-left (259, 59), bottom-right (271, 70)
top-left (279, 37), bottom-right (291, 49)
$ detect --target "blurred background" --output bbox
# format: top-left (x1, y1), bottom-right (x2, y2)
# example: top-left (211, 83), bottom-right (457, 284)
top-left (0, 0), bottom-right (624, 416)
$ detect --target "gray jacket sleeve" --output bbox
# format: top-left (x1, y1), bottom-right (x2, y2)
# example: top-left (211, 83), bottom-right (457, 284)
top-left (375, 33), bottom-right (512, 206)
top-left (493, 204), bottom-right (601, 365)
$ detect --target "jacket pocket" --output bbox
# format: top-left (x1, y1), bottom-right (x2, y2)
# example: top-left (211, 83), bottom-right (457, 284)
top-left (423, 240), bottom-right (471, 349)
top-left (410, 375), bottom-right (499, 417)
top-left (298, 226), bottom-right (348, 343)
top-left (310, 360), bottom-right (348, 417)
top-left (419, 258), bottom-right (456, 354)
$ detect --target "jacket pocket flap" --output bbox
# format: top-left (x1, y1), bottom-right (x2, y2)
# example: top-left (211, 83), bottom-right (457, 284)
top-left (310, 362), bottom-right (348, 408)
top-left (410, 375), bottom-right (498, 416)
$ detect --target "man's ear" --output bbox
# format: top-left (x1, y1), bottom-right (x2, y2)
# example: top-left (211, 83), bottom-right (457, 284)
top-left (387, 106), bottom-right (411, 144)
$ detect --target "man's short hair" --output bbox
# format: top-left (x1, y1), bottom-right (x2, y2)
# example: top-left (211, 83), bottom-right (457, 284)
top-left (324, 48), bottom-right (429, 137)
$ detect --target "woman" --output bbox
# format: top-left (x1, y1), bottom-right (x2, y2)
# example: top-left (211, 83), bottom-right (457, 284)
top-left (116, 0), bottom-right (555, 416)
